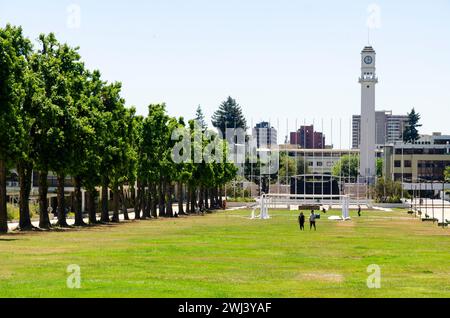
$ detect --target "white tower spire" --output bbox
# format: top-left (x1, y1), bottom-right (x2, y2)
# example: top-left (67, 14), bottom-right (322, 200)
top-left (359, 46), bottom-right (378, 184)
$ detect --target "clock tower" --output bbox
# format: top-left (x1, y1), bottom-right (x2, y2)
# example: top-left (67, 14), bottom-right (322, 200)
top-left (359, 46), bottom-right (378, 184)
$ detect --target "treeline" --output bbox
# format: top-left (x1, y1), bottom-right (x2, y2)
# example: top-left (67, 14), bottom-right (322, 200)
top-left (0, 25), bottom-right (237, 233)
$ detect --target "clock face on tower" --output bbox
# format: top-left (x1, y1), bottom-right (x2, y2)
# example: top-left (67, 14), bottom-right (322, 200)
top-left (364, 56), bottom-right (373, 65)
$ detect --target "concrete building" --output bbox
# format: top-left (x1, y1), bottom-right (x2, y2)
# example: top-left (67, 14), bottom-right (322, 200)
top-left (388, 133), bottom-right (450, 182)
top-left (278, 146), bottom-right (360, 175)
top-left (352, 111), bottom-right (409, 148)
top-left (252, 121), bottom-right (277, 148)
top-left (290, 125), bottom-right (325, 149)
top-left (359, 46), bottom-right (378, 183)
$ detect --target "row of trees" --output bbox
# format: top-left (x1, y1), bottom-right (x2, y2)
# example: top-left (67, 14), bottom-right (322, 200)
top-left (0, 25), bottom-right (238, 233)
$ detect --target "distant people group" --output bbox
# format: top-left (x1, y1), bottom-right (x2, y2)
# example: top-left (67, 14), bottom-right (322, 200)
top-left (298, 210), bottom-right (317, 231)
top-left (298, 206), bottom-right (363, 232)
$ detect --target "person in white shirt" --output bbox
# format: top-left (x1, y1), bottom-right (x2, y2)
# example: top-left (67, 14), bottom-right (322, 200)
top-left (310, 211), bottom-right (317, 231)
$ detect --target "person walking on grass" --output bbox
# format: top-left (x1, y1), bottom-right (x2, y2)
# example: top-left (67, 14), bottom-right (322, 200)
top-left (299, 212), bottom-right (305, 231)
top-left (310, 210), bottom-right (317, 231)
top-left (358, 205), bottom-right (362, 217)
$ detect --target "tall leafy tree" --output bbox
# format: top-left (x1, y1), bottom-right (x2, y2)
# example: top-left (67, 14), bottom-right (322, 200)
top-left (171, 117), bottom-right (192, 215)
top-left (134, 115), bottom-right (145, 219)
top-left (98, 82), bottom-right (126, 223)
top-left (16, 54), bottom-right (45, 231)
top-left (403, 108), bottom-right (422, 143)
top-left (46, 40), bottom-right (83, 227)
top-left (0, 25), bottom-right (32, 233)
top-left (120, 107), bottom-right (139, 221)
top-left (211, 96), bottom-right (247, 137)
top-left (31, 33), bottom-right (66, 229)
top-left (70, 68), bottom-right (102, 227)
top-left (141, 104), bottom-right (170, 218)
top-left (109, 106), bottom-right (136, 223)
top-left (75, 70), bottom-right (105, 225)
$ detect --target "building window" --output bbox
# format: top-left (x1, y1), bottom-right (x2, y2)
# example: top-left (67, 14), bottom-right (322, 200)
top-left (317, 162), bottom-right (323, 167)
top-left (308, 162), bottom-right (314, 167)
top-left (394, 160), bottom-right (401, 168)
top-left (418, 160), bottom-right (450, 181)
top-left (404, 160), bottom-right (412, 168)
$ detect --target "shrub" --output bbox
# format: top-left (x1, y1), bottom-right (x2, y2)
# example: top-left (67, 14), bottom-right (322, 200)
top-left (7, 204), bottom-right (20, 221)
top-left (372, 178), bottom-right (405, 203)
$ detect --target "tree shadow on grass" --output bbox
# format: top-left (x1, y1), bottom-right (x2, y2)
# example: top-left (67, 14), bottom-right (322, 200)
top-left (0, 238), bottom-right (19, 242)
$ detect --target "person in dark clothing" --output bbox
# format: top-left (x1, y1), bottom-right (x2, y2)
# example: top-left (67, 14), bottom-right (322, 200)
top-left (358, 205), bottom-right (362, 217)
top-left (310, 211), bottom-right (317, 231)
top-left (299, 212), bottom-right (305, 231)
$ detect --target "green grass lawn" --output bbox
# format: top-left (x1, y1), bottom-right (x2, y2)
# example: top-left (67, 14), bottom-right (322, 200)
top-left (0, 209), bottom-right (449, 298)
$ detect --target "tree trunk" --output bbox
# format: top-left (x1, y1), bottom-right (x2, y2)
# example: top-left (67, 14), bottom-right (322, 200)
top-left (216, 187), bottom-right (222, 209)
top-left (190, 186), bottom-right (197, 214)
top-left (186, 186), bottom-right (191, 214)
top-left (136, 182), bottom-right (142, 220)
top-left (38, 171), bottom-right (51, 229)
top-left (101, 179), bottom-right (110, 223)
top-left (136, 180), bottom-right (143, 219)
top-left (178, 181), bottom-right (186, 215)
top-left (210, 187), bottom-right (216, 209)
top-left (144, 182), bottom-right (152, 219)
top-left (111, 185), bottom-right (120, 223)
top-left (132, 182), bottom-right (139, 220)
top-left (218, 186), bottom-right (223, 208)
top-left (120, 184), bottom-right (129, 220)
top-left (199, 186), bottom-right (204, 212)
top-left (159, 179), bottom-right (166, 217)
top-left (17, 161), bottom-right (33, 231)
top-left (140, 182), bottom-right (146, 219)
top-left (204, 188), bottom-right (209, 210)
top-left (0, 159), bottom-right (7, 233)
top-left (73, 176), bottom-right (86, 226)
top-left (151, 182), bottom-right (158, 218)
top-left (56, 174), bottom-right (69, 227)
top-left (87, 189), bottom-right (97, 224)
top-left (167, 182), bottom-right (174, 217)
top-left (214, 187), bottom-right (219, 208)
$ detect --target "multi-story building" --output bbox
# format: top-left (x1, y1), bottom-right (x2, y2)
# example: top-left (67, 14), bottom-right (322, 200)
top-left (388, 133), bottom-right (450, 182)
top-left (277, 145), bottom-right (360, 175)
top-left (252, 121), bottom-right (278, 148)
top-left (290, 125), bottom-right (325, 149)
top-left (352, 111), bottom-right (409, 149)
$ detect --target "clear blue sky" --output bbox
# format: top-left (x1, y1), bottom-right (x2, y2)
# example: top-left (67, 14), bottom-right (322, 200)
top-left (1, 0), bottom-right (449, 147)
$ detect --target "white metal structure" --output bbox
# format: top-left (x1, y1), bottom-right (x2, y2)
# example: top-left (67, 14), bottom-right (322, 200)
top-left (251, 193), bottom-right (362, 220)
top-left (251, 194), bottom-right (271, 220)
